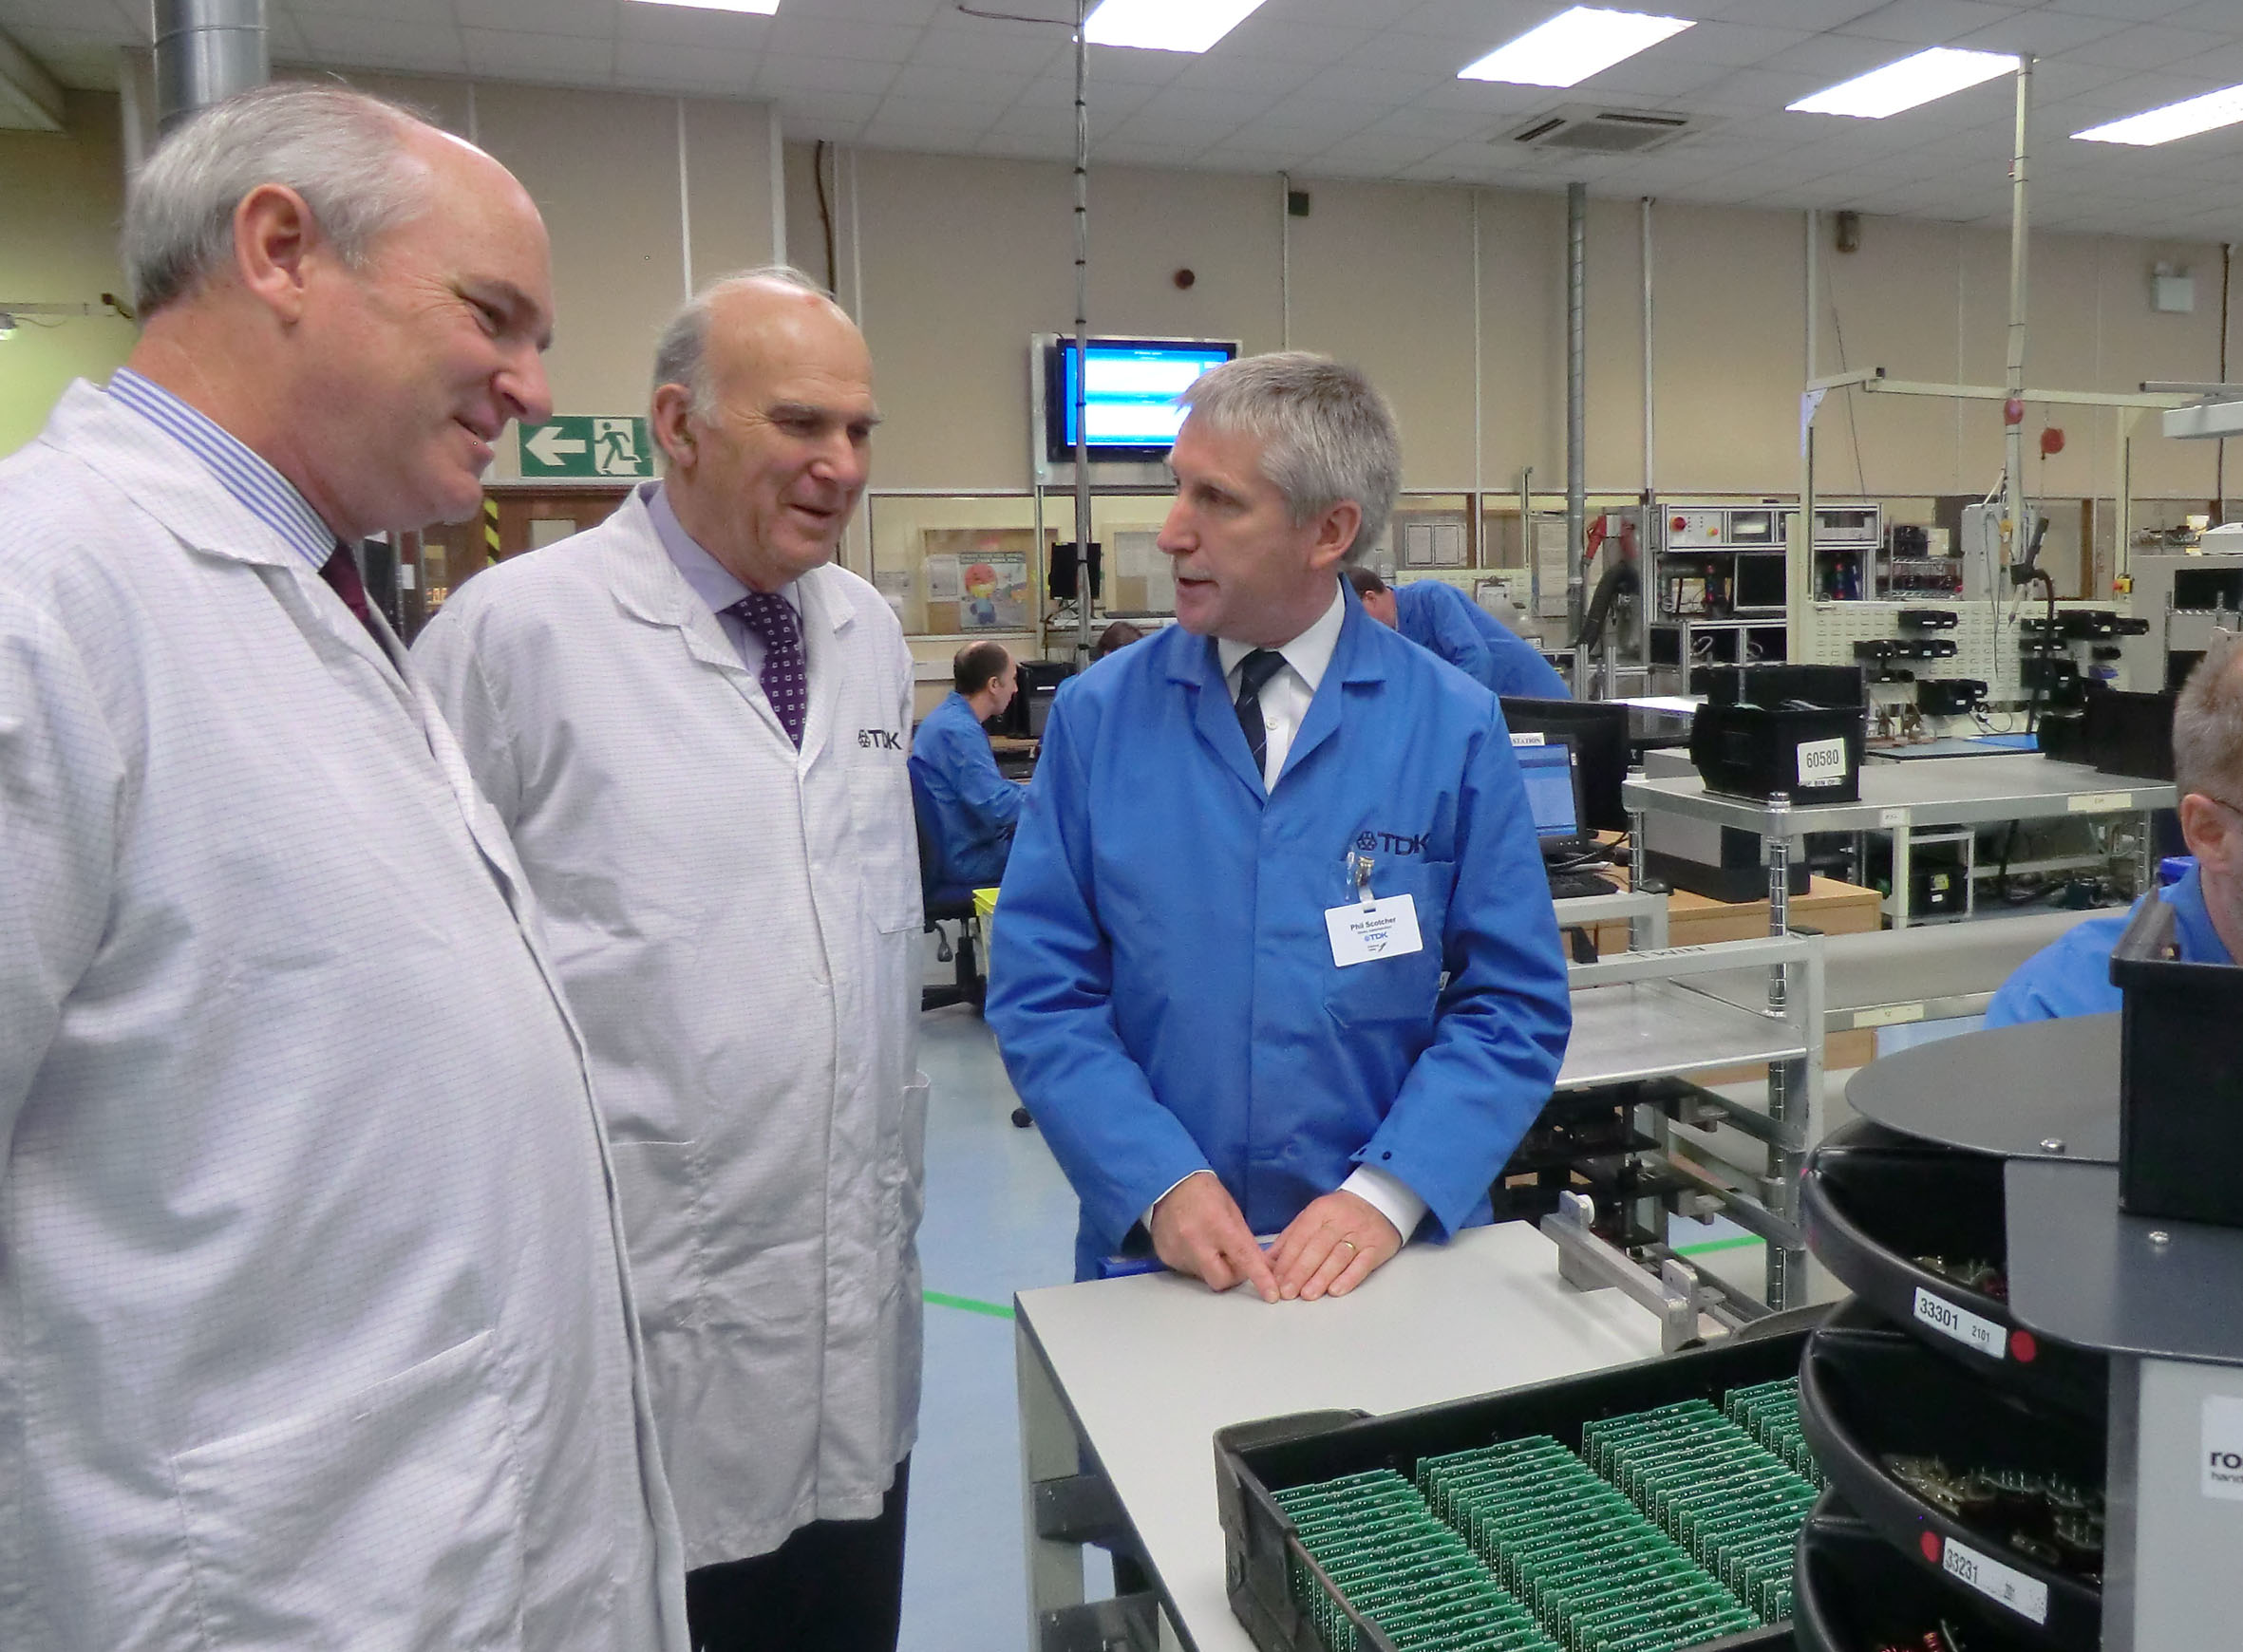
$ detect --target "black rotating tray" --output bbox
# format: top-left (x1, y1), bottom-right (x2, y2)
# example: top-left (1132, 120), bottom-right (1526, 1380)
top-left (1214, 1315), bottom-right (1822, 1652)
top-left (1800, 1117), bottom-right (2105, 1418)
top-left (1791, 1495), bottom-right (2048, 1652)
top-left (1798, 1300), bottom-right (2102, 1651)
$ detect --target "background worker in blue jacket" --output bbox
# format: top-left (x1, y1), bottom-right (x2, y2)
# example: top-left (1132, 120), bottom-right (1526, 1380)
top-left (987, 353), bottom-right (1572, 1302)
top-left (910, 641), bottom-right (1023, 888)
top-left (1989, 637), bottom-right (2243, 1024)
top-left (1347, 566), bottom-right (1570, 700)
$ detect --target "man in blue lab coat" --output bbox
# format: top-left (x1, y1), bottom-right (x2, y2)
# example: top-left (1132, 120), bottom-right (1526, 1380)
top-left (910, 641), bottom-right (1023, 888)
top-left (1348, 566), bottom-right (1570, 700)
top-left (1989, 641), bottom-right (2243, 1024)
top-left (987, 353), bottom-right (1572, 1302)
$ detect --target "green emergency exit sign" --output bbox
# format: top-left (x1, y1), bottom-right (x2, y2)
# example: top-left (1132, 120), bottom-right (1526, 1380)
top-left (518, 416), bottom-right (653, 479)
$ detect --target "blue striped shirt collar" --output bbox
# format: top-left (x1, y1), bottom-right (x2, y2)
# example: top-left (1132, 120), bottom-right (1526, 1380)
top-left (105, 367), bottom-right (338, 572)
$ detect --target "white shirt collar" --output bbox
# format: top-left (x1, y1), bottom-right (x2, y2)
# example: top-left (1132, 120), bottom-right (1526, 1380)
top-left (1216, 577), bottom-right (1348, 692)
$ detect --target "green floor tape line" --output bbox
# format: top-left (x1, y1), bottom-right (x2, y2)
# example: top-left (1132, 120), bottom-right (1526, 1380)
top-left (924, 1289), bottom-right (1014, 1320)
top-left (1672, 1235), bottom-right (1765, 1257)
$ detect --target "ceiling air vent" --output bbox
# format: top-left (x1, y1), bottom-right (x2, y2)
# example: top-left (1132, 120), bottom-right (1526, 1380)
top-left (1504, 106), bottom-right (1697, 154)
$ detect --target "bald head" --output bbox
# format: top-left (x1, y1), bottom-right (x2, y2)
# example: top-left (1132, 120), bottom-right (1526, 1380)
top-left (650, 268), bottom-right (879, 593)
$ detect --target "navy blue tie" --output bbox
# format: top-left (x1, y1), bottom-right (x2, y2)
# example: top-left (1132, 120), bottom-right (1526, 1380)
top-left (1233, 648), bottom-right (1285, 780)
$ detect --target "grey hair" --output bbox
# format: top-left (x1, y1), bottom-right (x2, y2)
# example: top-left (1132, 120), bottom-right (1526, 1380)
top-left (2174, 629), bottom-right (2243, 802)
top-left (122, 82), bottom-right (434, 316)
top-left (650, 265), bottom-right (836, 418)
top-left (1176, 351), bottom-right (1402, 561)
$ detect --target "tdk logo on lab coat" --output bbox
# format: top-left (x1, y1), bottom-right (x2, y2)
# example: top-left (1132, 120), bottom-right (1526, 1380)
top-left (858, 728), bottom-right (901, 750)
top-left (1354, 829), bottom-right (1430, 856)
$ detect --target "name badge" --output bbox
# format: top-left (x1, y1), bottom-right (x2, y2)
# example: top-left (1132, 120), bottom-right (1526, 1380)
top-left (1325, 894), bottom-right (1423, 967)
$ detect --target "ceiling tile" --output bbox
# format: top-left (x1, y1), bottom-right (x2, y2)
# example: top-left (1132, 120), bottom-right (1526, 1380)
top-left (755, 51), bottom-right (899, 96)
top-left (763, 15), bottom-right (924, 64)
top-left (461, 28), bottom-right (614, 84)
top-left (613, 39), bottom-right (763, 85)
top-left (1837, 2), bottom-right (2039, 46)
top-left (292, 13), bottom-right (464, 69)
top-left (2047, 22), bottom-right (2229, 68)
top-left (454, 0), bottom-right (613, 39)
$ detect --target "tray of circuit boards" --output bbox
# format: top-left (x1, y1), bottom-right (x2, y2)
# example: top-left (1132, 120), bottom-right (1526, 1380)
top-left (1215, 1314), bottom-right (1828, 1652)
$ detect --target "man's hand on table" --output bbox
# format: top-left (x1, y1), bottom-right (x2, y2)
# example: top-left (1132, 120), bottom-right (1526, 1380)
top-left (1269, 1190), bottom-right (1404, 1302)
top-left (1150, 1172), bottom-right (1280, 1303)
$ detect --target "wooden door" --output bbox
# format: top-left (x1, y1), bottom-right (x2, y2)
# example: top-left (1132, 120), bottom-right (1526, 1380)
top-left (406, 484), bottom-right (631, 638)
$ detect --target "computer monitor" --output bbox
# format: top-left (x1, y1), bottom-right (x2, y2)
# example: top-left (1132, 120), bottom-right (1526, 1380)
top-left (1044, 337), bottom-right (1237, 465)
top-left (1732, 554), bottom-right (1787, 613)
top-left (1501, 697), bottom-right (1629, 835)
top-left (996, 658), bottom-right (1075, 738)
top-left (1511, 736), bottom-right (1584, 847)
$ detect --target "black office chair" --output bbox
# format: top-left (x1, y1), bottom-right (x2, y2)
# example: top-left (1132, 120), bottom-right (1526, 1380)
top-left (910, 764), bottom-right (986, 1014)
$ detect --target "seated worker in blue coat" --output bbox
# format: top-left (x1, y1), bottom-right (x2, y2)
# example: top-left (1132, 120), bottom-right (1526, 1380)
top-left (910, 640), bottom-right (1023, 888)
top-left (1348, 566), bottom-right (1570, 700)
top-left (1988, 638), bottom-right (2243, 1024)
top-left (987, 352), bottom-right (1572, 1303)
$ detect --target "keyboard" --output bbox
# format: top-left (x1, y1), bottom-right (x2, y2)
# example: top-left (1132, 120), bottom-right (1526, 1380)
top-left (1549, 872), bottom-right (1620, 901)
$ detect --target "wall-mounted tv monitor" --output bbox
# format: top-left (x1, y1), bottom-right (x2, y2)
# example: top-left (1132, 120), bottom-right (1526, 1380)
top-left (1044, 337), bottom-right (1237, 465)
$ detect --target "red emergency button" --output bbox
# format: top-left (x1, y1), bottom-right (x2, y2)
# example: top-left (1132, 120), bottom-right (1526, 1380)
top-left (1671, 516), bottom-right (1687, 532)
top-left (2011, 1329), bottom-right (2038, 1363)
top-left (1920, 1531), bottom-right (1942, 1564)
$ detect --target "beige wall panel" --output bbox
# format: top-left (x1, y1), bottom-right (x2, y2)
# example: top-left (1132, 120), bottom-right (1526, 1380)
top-left (472, 83), bottom-right (686, 439)
top-left (1815, 216), bottom-right (1964, 497)
top-left (0, 91), bottom-right (135, 458)
top-left (1652, 202), bottom-right (1802, 494)
top-left (2102, 237), bottom-right (2220, 499)
top-left (842, 149), bottom-right (1279, 489)
top-left (1478, 187), bottom-right (1563, 484)
top-left (686, 99), bottom-right (781, 285)
top-left (849, 149), bottom-right (1072, 487)
top-left (783, 141), bottom-right (841, 293)
top-left (1287, 178), bottom-right (1477, 486)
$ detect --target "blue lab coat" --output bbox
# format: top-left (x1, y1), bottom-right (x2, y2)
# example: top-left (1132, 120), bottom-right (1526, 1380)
top-left (986, 585), bottom-right (1573, 1279)
top-left (1395, 578), bottom-right (1570, 700)
top-left (1985, 864), bottom-right (2233, 1026)
top-left (910, 690), bottom-right (1023, 888)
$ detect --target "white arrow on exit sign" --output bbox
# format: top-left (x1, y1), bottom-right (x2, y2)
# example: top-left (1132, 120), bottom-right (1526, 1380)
top-left (525, 425), bottom-right (589, 467)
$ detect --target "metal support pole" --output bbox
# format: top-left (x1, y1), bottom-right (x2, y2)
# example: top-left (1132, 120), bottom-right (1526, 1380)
top-left (1763, 794), bottom-right (1806, 1311)
top-left (1566, 181), bottom-right (1588, 697)
top-left (154, 0), bottom-right (267, 137)
top-left (1639, 197), bottom-right (1656, 688)
top-left (1796, 211), bottom-right (1816, 666)
top-left (2002, 58), bottom-right (2034, 569)
top-left (1070, 2), bottom-right (1093, 666)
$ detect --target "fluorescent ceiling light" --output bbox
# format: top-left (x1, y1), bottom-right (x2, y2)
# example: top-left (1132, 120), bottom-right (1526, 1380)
top-left (1787, 47), bottom-right (2017, 119)
top-left (2075, 85), bottom-right (2243, 146)
top-left (1084, 0), bottom-right (1267, 54)
top-left (631, 0), bottom-right (780, 13)
top-left (1458, 7), bottom-right (1694, 89)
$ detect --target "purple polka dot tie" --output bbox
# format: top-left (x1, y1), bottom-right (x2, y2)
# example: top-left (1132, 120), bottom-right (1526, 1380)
top-left (728, 591), bottom-right (807, 749)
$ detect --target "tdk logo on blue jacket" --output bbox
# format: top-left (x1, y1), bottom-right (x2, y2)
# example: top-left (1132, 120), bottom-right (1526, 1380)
top-left (1354, 829), bottom-right (1429, 856)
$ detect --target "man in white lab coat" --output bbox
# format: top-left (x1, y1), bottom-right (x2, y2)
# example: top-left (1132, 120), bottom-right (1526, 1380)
top-left (415, 269), bottom-right (924, 1652)
top-left (0, 84), bottom-right (686, 1651)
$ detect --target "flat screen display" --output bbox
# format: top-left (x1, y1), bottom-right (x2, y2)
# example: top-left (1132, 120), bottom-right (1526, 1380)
top-left (1046, 338), bottom-right (1236, 463)
top-left (1734, 554), bottom-right (1787, 611)
top-left (1513, 739), bottom-right (1581, 840)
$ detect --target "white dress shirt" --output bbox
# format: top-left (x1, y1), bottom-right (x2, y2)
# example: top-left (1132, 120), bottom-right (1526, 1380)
top-left (1151, 577), bottom-right (1430, 1248)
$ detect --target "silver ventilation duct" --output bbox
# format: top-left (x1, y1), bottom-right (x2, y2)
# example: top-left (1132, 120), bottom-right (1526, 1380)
top-left (154, 0), bottom-right (268, 138)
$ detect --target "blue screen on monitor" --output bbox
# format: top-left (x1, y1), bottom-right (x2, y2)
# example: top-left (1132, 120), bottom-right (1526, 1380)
top-left (1514, 741), bottom-right (1579, 839)
top-left (1051, 339), bottom-right (1235, 460)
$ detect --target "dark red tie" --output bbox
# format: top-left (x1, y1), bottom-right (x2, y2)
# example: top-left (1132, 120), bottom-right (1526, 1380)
top-left (320, 543), bottom-right (383, 643)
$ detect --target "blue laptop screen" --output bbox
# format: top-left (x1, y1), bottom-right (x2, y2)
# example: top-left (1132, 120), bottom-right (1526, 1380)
top-left (1514, 741), bottom-right (1579, 840)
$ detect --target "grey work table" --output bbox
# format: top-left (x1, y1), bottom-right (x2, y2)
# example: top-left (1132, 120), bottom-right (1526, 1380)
top-left (1623, 753), bottom-right (2174, 927)
top-left (1013, 1221), bottom-right (1665, 1652)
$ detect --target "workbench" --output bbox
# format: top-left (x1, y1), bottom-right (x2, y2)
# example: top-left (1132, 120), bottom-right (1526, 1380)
top-left (1012, 1222), bottom-right (1666, 1652)
top-left (1623, 753), bottom-right (2174, 928)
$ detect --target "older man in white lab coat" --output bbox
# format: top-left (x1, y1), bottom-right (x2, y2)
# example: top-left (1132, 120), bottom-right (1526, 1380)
top-left (415, 269), bottom-right (923, 1652)
top-left (0, 84), bottom-right (686, 1652)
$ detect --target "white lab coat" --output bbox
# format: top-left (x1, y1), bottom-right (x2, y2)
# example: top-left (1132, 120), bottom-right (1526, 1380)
top-left (0, 384), bottom-right (688, 1652)
top-left (413, 487), bottom-right (925, 1569)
